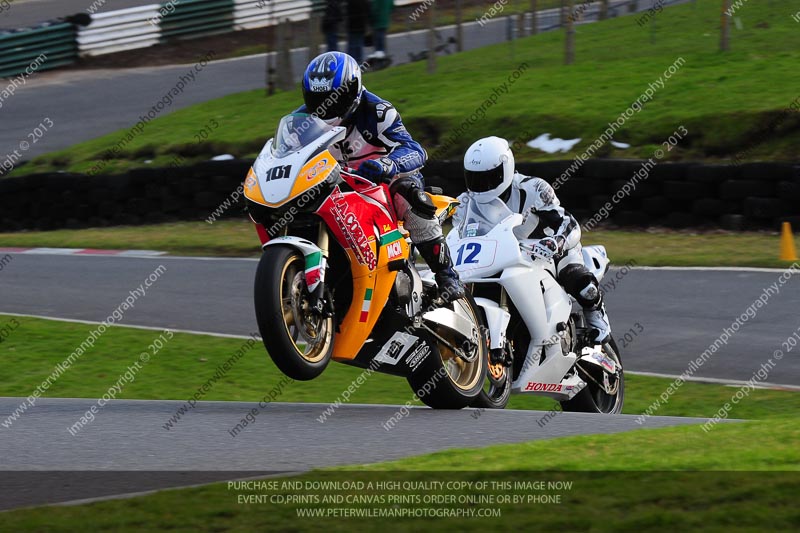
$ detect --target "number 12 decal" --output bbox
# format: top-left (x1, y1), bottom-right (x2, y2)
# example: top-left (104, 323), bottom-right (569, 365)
top-left (456, 242), bottom-right (481, 265)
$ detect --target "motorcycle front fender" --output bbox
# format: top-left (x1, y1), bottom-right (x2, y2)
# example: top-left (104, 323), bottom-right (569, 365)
top-left (263, 236), bottom-right (326, 293)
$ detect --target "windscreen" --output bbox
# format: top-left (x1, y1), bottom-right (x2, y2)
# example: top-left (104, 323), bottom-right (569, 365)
top-left (460, 197), bottom-right (515, 237)
top-left (272, 113), bottom-right (331, 158)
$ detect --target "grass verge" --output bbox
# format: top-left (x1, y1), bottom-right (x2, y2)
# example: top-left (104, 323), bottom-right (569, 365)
top-left (13, 0), bottom-right (800, 176)
top-left (0, 421), bottom-right (797, 530)
top-left (1, 315), bottom-right (798, 420)
top-left (1, 316), bottom-right (797, 529)
top-left (2, 221), bottom-right (798, 267)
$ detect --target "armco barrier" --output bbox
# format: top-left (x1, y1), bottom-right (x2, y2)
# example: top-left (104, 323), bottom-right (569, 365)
top-left (0, 0), bottom-right (684, 69)
top-left (1, 160), bottom-right (798, 232)
top-left (161, 0), bottom-right (236, 40)
top-left (0, 22), bottom-right (79, 78)
top-left (77, 5), bottom-right (162, 57)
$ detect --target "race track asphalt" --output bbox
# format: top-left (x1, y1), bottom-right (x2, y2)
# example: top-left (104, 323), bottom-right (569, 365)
top-left (0, 397), bottom-right (715, 510)
top-left (1, 252), bottom-right (797, 385)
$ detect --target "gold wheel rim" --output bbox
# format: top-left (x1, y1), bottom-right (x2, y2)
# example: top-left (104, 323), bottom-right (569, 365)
top-left (436, 300), bottom-right (484, 391)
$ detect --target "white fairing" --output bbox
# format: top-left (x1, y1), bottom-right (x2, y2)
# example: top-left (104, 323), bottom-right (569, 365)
top-left (447, 197), bottom-right (584, 400)
top-left (263, 236), bottom-right (327, 292)
top-left (253, 121), bottom-right (345, 206)
top-left (474, 298), bottom-right (510, 350)
top-left (582, 245), bottom-right (609, 282)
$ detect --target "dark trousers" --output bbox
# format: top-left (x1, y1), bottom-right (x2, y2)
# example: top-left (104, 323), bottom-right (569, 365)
top-left (348, 32), bottom-right (364, 62)
top-left (373, 28), bottom-right (386, 52)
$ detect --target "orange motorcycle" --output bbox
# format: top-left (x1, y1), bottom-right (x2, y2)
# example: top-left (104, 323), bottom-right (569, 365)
top-left (243, 113), bottom-right (487, 408)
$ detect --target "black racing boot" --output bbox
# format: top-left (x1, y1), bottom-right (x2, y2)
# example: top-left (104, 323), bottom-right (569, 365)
top-left (416, 236), bottom-right (465, 303)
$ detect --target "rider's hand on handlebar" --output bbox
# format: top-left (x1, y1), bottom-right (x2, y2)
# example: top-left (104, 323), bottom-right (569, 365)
top-left (357, 157), bottom-right (397, 184)
top-left (531, 236), bottom-right (562, 260)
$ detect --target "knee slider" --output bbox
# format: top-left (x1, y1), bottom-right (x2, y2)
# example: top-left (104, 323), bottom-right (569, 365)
top-left (579, 284), bottom-right (599, 304)
top-left (559, 264), bottom-right (599, 307)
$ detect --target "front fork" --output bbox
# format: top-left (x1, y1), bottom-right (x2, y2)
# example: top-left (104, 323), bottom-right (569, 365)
top-left (309, 222), bottom-right (332, 315)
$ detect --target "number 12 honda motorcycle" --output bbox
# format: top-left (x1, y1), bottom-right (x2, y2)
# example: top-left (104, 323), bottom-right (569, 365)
top-left (448, 197), bottom-right (624, 414)
top-left (243, 113), bottom-right (488, 408)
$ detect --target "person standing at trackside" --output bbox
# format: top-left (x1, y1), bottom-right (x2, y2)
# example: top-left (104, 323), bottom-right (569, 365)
top-left (368, 0), bottom-right (393, 60)
top-left (458, 137), bottom-right (611, 343)
top-left (322, 0), bottom-right (344, 52)
top-left (297, 52), bottom-right (464, 301)
top-left (346, 0), bottom-right (369, 62)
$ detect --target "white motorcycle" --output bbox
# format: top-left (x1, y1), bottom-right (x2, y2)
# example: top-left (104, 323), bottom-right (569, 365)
top-left (446, 197), bottom-right (624, 414)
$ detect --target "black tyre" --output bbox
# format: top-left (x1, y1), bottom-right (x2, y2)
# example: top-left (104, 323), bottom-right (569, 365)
top-left (254, 246), bottom-right (334, 381)
top-left (560, 337), bottom-right (624, 414)
top-left (471, 307), bottom-right (512, 410)
top-left (407, 294), bottom-right (488, 409)
top-left (471, 354), bottom-right (512, 409)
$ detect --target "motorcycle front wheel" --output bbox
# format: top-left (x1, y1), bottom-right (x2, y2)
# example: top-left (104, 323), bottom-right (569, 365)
top-left (470, 352), bottom-right (512, 410)
top-left (254, 246), bottom-right (334, 381)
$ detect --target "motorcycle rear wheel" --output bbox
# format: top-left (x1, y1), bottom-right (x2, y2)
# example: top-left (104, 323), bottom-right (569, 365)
top-left (560, 337), bottom-right (624, 414)
top-left (408, 294), bottom-right (488, 409)
top-left (470, 344), bottom-right (512, 409)
top-left (254, 246), bottom-right (334, 381)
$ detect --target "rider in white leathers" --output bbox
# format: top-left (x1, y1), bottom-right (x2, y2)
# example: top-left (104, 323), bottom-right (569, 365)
top-left (456, 136), bottom-right (611, 343)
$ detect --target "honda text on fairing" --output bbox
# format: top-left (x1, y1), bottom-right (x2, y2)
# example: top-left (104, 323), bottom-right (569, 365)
top-left (243, 113), bottom-right (488, 408)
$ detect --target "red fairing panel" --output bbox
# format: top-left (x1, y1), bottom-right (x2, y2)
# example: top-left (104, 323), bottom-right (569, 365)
top-left (254, 222), bottom-right (269, 245)
top-left (316, 184), bottom-right (398, 271)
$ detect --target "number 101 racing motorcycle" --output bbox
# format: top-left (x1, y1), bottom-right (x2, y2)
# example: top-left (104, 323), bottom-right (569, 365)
top-left (243, 113), bottom-right (488, 408)
top-left (448, 197), bottom-right (624, 414)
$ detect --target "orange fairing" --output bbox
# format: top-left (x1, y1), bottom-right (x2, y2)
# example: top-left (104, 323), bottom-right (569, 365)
top-left (291, 151), bottom-right (337, 197)
top-left (316, 185), bottom-right (408, 362)
top-left (430, 194), bottom-right (460, 221)
top-left (332, 236), bottom-right (408, 361)
top-left (243, 167), bottom-right (267, 205)
top-left (244, 151), bottom-right (337, 207)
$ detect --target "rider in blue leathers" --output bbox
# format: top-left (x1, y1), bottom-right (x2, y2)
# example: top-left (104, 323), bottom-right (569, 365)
top-left (297, 51), bottom-right (463, 301)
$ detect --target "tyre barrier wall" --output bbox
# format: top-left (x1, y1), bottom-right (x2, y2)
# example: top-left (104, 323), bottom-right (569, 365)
top-left (1, 159), bottom-right (798, 232)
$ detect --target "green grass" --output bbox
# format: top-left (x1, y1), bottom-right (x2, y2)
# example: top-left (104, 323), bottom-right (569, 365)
top-left (1, 315), bottom-right (797, 529)
top-left (2, 315), bottom-right (798, 421)
top-left (1, 421), bottom-right (797, 530)
top-left (2, 221), bottom-right (798, 267)
top-left (365, 418), bottom-right (800, 471)
top-left (14, 0), bottom-right (800, 176)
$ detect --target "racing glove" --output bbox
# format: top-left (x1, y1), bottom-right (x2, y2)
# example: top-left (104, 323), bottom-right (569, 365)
top-left (531, 236), bottom-right (564, 260)
top-left (358, 157), bottom-right (397, 184)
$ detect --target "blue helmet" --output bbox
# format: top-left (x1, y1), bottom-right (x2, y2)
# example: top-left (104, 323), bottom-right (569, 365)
top-left (302, 52), bottom-right (363, 126)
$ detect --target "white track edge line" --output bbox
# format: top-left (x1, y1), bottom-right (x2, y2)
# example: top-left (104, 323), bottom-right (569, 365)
top-left (0, 312), bottom-right (259, 340)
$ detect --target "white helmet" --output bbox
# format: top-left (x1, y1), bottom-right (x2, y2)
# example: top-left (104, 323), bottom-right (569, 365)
top-left (463, 136), bottom-right (515, 201)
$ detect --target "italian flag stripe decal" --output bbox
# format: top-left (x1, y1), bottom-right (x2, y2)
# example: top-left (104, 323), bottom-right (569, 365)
top-left (305, 251), bottom-right (322, 270)
top-left (378, 229), bottom-right (403, 246)
top-left (359, 288), bottom-right (373, 322)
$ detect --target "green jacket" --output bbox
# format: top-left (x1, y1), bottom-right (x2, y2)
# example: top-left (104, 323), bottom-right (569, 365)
top-left (371, 0), bottom-right (393, 30)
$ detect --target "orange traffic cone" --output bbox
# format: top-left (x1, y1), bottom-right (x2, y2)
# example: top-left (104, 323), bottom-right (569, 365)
top-left (780, 222), bottom-right (798, 261)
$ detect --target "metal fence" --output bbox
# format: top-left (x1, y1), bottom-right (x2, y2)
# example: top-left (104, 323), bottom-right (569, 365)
top-left (77, 5), bottom-right (162, 56)
top-left (0, 0), bottom-right (692, 77)
top-left (0, 22), bottom-right (78, 78)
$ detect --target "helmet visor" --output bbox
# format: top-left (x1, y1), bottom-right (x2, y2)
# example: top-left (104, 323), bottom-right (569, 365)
top-left (304, 81), bottom-right (360, 120)
top-left (464, 165), bottom-right (505, 193)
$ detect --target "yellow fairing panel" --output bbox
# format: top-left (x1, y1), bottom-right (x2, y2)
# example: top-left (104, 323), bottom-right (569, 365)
top-left (332, 234), bottom-right (409, 361)
top-left (430, 194), bottom-right (460, 221)
top-left (245, 151), bottom-right (337, 208)
top-left (290, 151), bottom-right (337, 198)
top-left (243, 167), bottom-right (266, 205)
